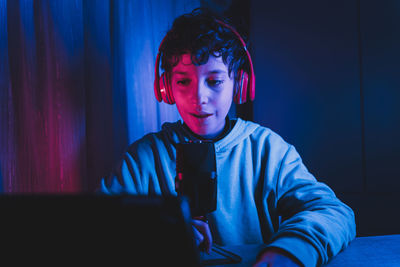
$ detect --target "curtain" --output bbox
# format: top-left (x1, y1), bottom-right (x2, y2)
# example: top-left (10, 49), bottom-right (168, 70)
top-left (0, 0), bottom-right (199, 193)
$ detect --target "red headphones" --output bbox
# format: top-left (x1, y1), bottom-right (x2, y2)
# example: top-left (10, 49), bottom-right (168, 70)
top-left (154, 19), bottom-right (255, 105)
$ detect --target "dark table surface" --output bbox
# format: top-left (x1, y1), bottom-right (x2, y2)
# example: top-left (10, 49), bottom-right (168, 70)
top-left (200, 234), bottom-right (400, 266)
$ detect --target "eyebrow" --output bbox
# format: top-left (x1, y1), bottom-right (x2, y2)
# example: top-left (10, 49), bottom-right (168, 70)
top-left (207, 70), bottom-right (227, 74)
top-left (172, 71), bottom-right (189, 75)
top-left (172, 70), bottom-right (227, 75)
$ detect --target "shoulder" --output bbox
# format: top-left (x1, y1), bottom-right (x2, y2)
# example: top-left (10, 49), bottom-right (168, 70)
top-left (125, 121), bottom-right (184, 154)
top-left (235, 118), bottom-right (291, 149)
top-left (216, 118), bottom-right (292, 158)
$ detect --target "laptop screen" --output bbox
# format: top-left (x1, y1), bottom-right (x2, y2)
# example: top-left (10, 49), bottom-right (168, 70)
top-left (0, 194), bottom-right (201, 266)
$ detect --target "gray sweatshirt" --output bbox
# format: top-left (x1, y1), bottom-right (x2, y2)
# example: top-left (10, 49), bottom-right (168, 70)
top-left (100, 118), bottom-right (356, 266)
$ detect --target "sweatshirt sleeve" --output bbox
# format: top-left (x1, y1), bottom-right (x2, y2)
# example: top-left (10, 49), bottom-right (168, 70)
top-left (98, 134), bottom-right (176, 195)
top-left (98, 151), bottom-right (143, 195)
top-left (266, 145), bottom-right (356, 267)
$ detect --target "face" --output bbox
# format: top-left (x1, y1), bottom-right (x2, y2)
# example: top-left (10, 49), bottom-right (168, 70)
top-left (171, 54), bottom-right (235, 139)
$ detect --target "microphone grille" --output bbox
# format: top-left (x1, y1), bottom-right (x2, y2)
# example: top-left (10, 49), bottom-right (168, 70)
top-left (176, 142), bottom-right (216, 173)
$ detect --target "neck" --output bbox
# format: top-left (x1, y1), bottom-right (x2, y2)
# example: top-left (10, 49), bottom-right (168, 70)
top-left (183, 117), bottom-right (233, 142)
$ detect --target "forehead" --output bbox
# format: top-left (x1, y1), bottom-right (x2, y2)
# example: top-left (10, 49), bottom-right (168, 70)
top-left (172, 54), bottom-right (229, 74)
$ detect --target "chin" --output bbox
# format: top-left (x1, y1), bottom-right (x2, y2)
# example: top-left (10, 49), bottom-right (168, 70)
top-left (191, 127), bottom-right (211, 137)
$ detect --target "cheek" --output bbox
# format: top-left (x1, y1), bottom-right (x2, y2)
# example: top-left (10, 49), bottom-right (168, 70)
top-left (218, 85), bottom-right (234, 111)
top-left (172, 87), bottom-right (185, 106)
top-left (174, 99), bottom-right (186, 115)
top-left (220, 98), bottom-right (233, 113)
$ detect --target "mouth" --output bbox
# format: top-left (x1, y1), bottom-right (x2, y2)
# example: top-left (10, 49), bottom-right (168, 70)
top-left (190, 112), bottom-right (213, 119)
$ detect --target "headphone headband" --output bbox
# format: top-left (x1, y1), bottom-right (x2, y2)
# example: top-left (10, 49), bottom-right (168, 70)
top-left (214, 19), bottom-right (255, 101)
top-left (154, 18), bottom-right (255, 104)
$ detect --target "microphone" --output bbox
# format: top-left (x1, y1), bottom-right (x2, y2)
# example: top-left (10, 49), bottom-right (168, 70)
top-left (175, 141), bottom-right (217, 217)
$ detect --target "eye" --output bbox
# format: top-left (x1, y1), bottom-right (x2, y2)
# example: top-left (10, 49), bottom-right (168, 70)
top-left (207, 79), bottom-right (224, 87)
top-left (176, 79), bottom-right (191, 86)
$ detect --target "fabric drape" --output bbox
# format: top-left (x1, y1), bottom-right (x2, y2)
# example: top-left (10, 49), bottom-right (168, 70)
top-left (0, 0), bottom-right (199, 193)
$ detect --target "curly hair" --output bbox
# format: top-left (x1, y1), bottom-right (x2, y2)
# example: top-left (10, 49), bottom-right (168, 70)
top-left (159, 8), bottom-right (249, 81)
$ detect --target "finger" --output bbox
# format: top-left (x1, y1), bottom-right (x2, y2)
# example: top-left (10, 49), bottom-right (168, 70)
top-left (192, 220), bottom-right (212, 253)
top-left (192, 224), bottom-right (204, 246)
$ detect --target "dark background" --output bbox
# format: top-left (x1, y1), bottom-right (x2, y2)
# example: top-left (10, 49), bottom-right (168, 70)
top-left (203, 0), bottom-right (400, 236)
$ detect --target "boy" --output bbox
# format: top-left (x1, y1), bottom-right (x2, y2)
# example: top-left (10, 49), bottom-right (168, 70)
top-left (99, 8), bottom-right (356, 266)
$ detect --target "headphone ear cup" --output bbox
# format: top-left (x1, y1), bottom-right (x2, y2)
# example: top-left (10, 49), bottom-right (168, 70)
top-left (154, 77), bottom-right (162, 102)
top-left (165, 73), bottom-right (175, 104)
top-left (159, 72), bottom-right (168, 103)
top-left (159, 73), bottom-right (175, 104)
top-left (241, 71), bottom-right (249, 104)
top-left (234, 70), bottom-right (249, 104)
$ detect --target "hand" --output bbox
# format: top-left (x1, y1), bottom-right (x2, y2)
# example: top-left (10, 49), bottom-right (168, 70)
top-left (192, 218), bottom-right (212, 253)
top-left (253, 247), bottom-right (303, 267)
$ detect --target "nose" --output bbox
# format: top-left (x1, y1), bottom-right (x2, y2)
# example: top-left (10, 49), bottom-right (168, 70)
top-left (192, 81), bottom-right (209, 105)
